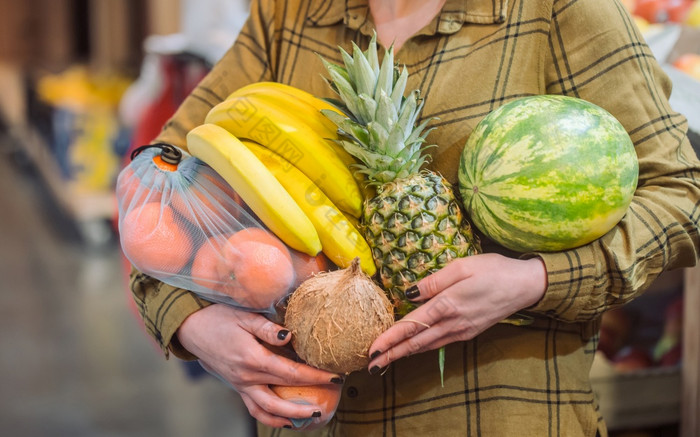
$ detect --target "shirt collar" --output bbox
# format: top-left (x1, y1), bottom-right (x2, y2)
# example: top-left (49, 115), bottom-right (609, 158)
top-left (306, 0), bottom-right (508, 34)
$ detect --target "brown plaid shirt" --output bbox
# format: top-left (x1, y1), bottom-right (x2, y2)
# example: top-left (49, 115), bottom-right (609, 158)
top-left (129, 0), bottom-right (700, 435)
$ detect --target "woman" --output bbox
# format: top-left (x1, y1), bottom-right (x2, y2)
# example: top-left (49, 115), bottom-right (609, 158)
top-left (129, 0), bottom-right (700, 435)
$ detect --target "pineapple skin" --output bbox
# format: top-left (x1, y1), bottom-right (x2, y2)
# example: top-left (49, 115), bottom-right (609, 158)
top-left (362, 170), bottom-right (480, 316)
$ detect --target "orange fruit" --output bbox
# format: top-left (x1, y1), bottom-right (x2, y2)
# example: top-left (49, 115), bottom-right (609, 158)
top-left (221, 228), bottom-right (296, 310)
top-left (120, 202), bottom-right (193, 275)
top-left (270, 384), bottom-right (342, 430)
top-left (171, 168), bottom-right (245, 232)
top-left (290, 251), bottom-right (334, 288)
top-left (190, 234), bottom-right (244, 297)
top-left (226, 227), bottom-right (289, 252)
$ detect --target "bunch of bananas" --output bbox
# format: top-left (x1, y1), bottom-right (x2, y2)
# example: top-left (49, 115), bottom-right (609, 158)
top-left (187, 82), bottom-right (376, 275)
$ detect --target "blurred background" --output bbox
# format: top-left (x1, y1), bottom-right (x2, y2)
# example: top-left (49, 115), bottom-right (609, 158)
top-left (0, 1), bottom-right (257, 436)
top-left (0, 1), bottom-right (697, 436)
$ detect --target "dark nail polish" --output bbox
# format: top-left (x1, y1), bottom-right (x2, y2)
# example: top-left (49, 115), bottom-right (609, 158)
top-left (405, 285), bottom-right (420, 299)
top-left (277, 329), bottom-right (290, 340)
top-left (370, 350), bottom-right (382, 360)
top-left (330, 376), bottom-right (344, 384)
top-left (369, 365), bottom-right (380, 375)
top-left (284, 425), bottom-right (292, 429)
top-left (312, 411), bottom-right (322, 418)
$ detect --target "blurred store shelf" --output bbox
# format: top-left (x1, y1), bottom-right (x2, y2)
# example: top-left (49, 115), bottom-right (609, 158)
top-left (0, 135), bottom-right (256, 437)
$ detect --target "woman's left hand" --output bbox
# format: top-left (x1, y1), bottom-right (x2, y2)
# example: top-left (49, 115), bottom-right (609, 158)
top-left (367, 254), bottom-right (548, 373)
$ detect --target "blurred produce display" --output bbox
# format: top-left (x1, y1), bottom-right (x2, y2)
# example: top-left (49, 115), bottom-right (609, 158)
top-left (590, 270), bottom-right (685, 431)
top-left (598, 292), bottom-right (684, 372)
top-left (598, 280), bottom-right (683, 372)
top-left (626, 0), bottom-right (699, 27)
top-left (35, 65), bottom-right (132, 192)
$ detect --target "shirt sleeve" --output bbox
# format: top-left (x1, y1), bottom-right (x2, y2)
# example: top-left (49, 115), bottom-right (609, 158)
top-left (129, 266), bottom-right (212, 360)
top-left (128, 0), bottom-right (277, 358)
top-left (528, 0), bottom-right (700, 322)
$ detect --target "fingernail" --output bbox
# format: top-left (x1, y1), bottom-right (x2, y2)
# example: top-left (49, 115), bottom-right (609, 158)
top-left (284, 425), bottom-right (292, 429)
top-left (311, 411), bottom-right (322, 418)
top-left (330, 376), bottom-right (345, 384)
top-left (370, 350), bottom-right (382, 360)
top-left (369, 365), bottom-right (380, 375)
top-left (405, 285), bottom-right (420, 300)
top-left (277, 329), bottom-right (290, 340)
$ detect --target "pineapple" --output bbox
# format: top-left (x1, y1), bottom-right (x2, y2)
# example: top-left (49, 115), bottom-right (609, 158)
top-left (320, 34), bottom-right (480, 317)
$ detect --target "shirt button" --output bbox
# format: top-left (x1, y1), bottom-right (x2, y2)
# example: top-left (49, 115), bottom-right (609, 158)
top-left (346, 386), bottom-right (359, 398)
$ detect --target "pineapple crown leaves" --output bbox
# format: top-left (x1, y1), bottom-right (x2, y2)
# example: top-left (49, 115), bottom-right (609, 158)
top-left (318, 32), bottom-right (437, 185)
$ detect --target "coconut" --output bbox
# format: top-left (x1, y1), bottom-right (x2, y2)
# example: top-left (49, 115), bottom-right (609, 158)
top-left (284, 258), bottom-right (394, 374)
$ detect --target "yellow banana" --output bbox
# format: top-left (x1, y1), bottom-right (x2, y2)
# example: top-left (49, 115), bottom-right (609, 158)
top-left (229, 82), bottom-right (374, 199)
top-left (228, 83), bottom-right (367, 182)
top-left (242, 139), bottom-right (376, 276)
top-left (186, 123), bottom-right (322, 256)
top-left (205, 94), bottom-right (364, 218)
top-left (226, 82), bottom-right (373, 200)
top-left (230, 81), bottom-right (345, 117)
top-left (341, 209), bottom-right (363, 232)
top-left (228, 84), bottom-right (339, 137)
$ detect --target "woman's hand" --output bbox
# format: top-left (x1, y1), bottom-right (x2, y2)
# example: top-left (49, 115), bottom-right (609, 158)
top-left (367, 254), bottom-right (547, 372)
top-left (176, 303), bottom-right (344, 428)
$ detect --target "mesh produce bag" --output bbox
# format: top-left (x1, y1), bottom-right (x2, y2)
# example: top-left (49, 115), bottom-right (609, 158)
top-left (116, 143), bottom-right (321, 314)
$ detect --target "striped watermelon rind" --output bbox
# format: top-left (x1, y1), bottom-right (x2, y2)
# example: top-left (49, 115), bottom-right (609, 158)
top-left (458, 95), bottom-right (638, 253)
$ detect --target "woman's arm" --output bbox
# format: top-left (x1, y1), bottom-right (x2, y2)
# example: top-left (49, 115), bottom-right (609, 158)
top-left (367, 0), bottom-right (700, 369)
top-left (128, 0), bottom-right (277, 358)
top-left (127, 2), bottom-right (347, 428)
top-left (530, 0), bottom-right (700, 321)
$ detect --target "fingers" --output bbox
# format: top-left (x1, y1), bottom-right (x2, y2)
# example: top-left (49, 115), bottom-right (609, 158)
top-left (190, 306), bottom-right (344, 387)
top-left (235, 310), bottom-right (291, 346)
top-left (199, 342), bottom-right (343, 409)
top-left (235, 314), bottom-right (346, 385)
top-left (368, 298), bottom-right (452, 361)
top-left (412, 257), bottom-right (473, 301)
top-left (240, 391), bottom-right (291, 429)
top-left (240, 386), bottom-right (324, 430)
top-left (256, 353), bottom-right (344, 386)
top-left (367, 323), bottom-right (445, 372)
top-left (367, 316), bottom-right (474, 372)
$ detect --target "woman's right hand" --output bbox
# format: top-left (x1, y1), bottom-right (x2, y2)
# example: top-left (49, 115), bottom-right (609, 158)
top-left (176, 303), bottom-right (344, 428)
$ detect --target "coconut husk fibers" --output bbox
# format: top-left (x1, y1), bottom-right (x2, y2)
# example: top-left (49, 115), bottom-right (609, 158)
top-left (285, 258), bottom-right (394, 374)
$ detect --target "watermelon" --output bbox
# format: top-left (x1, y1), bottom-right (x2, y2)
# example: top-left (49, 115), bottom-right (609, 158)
top-left (458, 95), bottom-right (638, 253)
